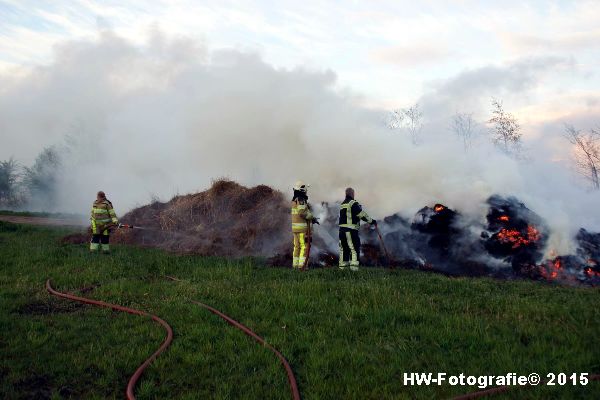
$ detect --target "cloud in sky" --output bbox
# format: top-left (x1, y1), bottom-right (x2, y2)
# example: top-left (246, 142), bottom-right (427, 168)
top-left (419, 56), bottom-right (575, 117)
top-left (1, 1), bottom-right (599, 99)
top-left (370, 44), bottom-right (452, 67)
top-left (499, 30), bottom-right (600, 54)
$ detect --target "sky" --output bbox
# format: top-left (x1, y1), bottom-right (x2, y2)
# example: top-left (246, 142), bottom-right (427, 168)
top-left (1, 0), bottom-right (599, 112)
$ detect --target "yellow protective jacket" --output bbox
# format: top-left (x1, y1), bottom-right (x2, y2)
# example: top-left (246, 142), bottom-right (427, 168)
top-left (339, 198), bottom-right (373, 230)
top-left (291, 199), bottom-right (314, 233)
top-left (91, 199), bottom-right (118, 234)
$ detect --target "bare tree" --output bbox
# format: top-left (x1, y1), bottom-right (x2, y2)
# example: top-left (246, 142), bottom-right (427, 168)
top-left (388, 109), bottom-right (404, 130)
top-left (564, 124), bottom-right (600, 190)
top-left (451, 112), bottom-right (476, 151)
top-left (389, 103), bottom-right (423, 145)
top-left (488, 98), bottom-right (521, 155)
top-left (404, 103), bottom-right (424, 145)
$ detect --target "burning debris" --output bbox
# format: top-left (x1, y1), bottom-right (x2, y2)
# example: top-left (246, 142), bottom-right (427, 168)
top-left (474, 196), bottom-right (599, 284)
top-left (533, 256), bottom-right (575, 282)
top-left (103, 180), bottom-right (600, 286)
top-left (482, 195), bottom-right (548, 271)
top-left (412, 203), bottom-right (459, 254)
top-left (574, 229), bottom-right (600, 279)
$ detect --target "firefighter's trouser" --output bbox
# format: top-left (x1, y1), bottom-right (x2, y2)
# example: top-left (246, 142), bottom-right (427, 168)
top-left (293, 232), bottom-right (307, 268)
top-left (91, 219), bottom-right (113, 253)
top-left (339, 228), bottom-right (360, 269)
top-left (90, 231), bottom-right (110, 252)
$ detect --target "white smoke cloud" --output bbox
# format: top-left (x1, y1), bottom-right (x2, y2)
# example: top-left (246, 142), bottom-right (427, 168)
top-left (1, 30), bottom-right (599, 254)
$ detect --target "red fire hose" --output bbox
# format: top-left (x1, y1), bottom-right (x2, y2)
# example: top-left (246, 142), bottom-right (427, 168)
top-left (191, 300), bottom-right (301, 400)
top-left (374, 225), bottom-right (393, 269)
top-left (45, 279), bottom-right (173, 400)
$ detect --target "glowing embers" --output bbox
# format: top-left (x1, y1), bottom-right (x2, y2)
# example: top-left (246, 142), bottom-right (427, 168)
top-left (496, 226), bottom-right (541, 249)
top-left (538, 257), bottom-right (563, 280)
top-left (528, 255), bottom-right (600, 284)
top-left (584, 259), bottom-right (600, 278)
top-left (585, 268), bottom-right (600, 278)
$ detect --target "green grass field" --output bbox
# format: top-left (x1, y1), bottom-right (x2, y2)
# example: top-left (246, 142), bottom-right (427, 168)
top-left (1, 221), bottom-right (599, 399)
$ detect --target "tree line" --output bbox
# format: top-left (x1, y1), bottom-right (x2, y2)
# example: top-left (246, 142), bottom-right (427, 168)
top-left (0, 147), bottom-right (61, 209)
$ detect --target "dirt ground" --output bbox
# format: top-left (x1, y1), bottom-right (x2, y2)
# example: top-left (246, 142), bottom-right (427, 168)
top-left (0, 215), bottom-right (86, 227)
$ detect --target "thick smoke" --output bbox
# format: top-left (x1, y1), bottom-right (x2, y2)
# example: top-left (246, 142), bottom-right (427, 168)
top-left (1, 31), bottom-right (599, 254)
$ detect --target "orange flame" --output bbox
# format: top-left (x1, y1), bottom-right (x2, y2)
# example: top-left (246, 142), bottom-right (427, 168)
top-left (554, 259), bottom-right (562, 269)
top-left (539, 257), bottom-right (600, 282)
top-left (585, 267), bottom-right (600, 278)
top-left (496, 226), bottom-right (540, 249)
top-left (538, 258), bottom-right (562, 280)
top-left (550, 259), bottom-right (562, 279)
top-left (434, 205), bottom-right (445, 213)
top-left (527, 226), bottom-right (541, 242)
top-left (499, 215), bottom-right (509, 222)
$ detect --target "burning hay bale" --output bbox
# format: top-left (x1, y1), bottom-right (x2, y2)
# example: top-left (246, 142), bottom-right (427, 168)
top-left (478, 196), bottom-right (600, 285)
top-left (482, 195), bottom-right (548, 272)
top-left (412, 203), bottom-right (459, 254)
top-left (576, 229), bottom-right (600, 280)
top-left (576, 229), bottom-right (600, 261)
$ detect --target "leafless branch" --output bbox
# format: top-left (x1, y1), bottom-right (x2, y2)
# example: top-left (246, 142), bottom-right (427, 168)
top-left (488, 98), bottom-right (522, 155)
top-left (564, 124), bottom-right (600, 189)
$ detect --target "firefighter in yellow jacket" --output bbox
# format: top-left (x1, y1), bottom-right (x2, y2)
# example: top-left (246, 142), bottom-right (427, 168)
top-left (291, 181), bottom-right (319, 269)
top-left (90, 191), bottom-right (119, 253)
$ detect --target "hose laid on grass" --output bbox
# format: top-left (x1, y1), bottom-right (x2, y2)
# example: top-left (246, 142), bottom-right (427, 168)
top-left (45, 279), bottom-right (173, 400)
top-left (450, 374), bottom-right (600, 399)
top-left (191, 300), bottom-right (301, 400)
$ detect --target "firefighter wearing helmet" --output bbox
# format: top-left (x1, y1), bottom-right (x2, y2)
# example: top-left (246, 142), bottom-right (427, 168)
top-left (90, 191), bottom-right (119, 253)
top-left (291, 181), bottom-right (319, 269)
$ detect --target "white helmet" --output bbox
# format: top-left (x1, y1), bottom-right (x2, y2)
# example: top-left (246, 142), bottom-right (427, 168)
top-left (293, 180), bottom-right (309, 192)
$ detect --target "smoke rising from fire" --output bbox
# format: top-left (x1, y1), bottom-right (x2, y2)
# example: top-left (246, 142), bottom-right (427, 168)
top-left (1, 30), bottom-right (599, 254)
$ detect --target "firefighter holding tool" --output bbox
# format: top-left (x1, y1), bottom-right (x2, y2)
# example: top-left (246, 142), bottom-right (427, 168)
top-left (338, 187), bottom-right (376, 270)
top-left (291, 181), bottom-right (319, 269)
top-left (90, 191), bottom-right (119, 253)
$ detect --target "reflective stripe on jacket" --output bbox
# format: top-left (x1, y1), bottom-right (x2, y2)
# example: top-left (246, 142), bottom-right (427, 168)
top-left (91, 199), bottom-right (118, 232)
top-left (291, 199), bottom-right (313, 233)
top-left (338, 198), bottom-right (372, 230)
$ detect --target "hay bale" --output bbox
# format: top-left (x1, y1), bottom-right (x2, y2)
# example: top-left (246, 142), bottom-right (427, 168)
top-left (117, 180), bottom-right (290, 257)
